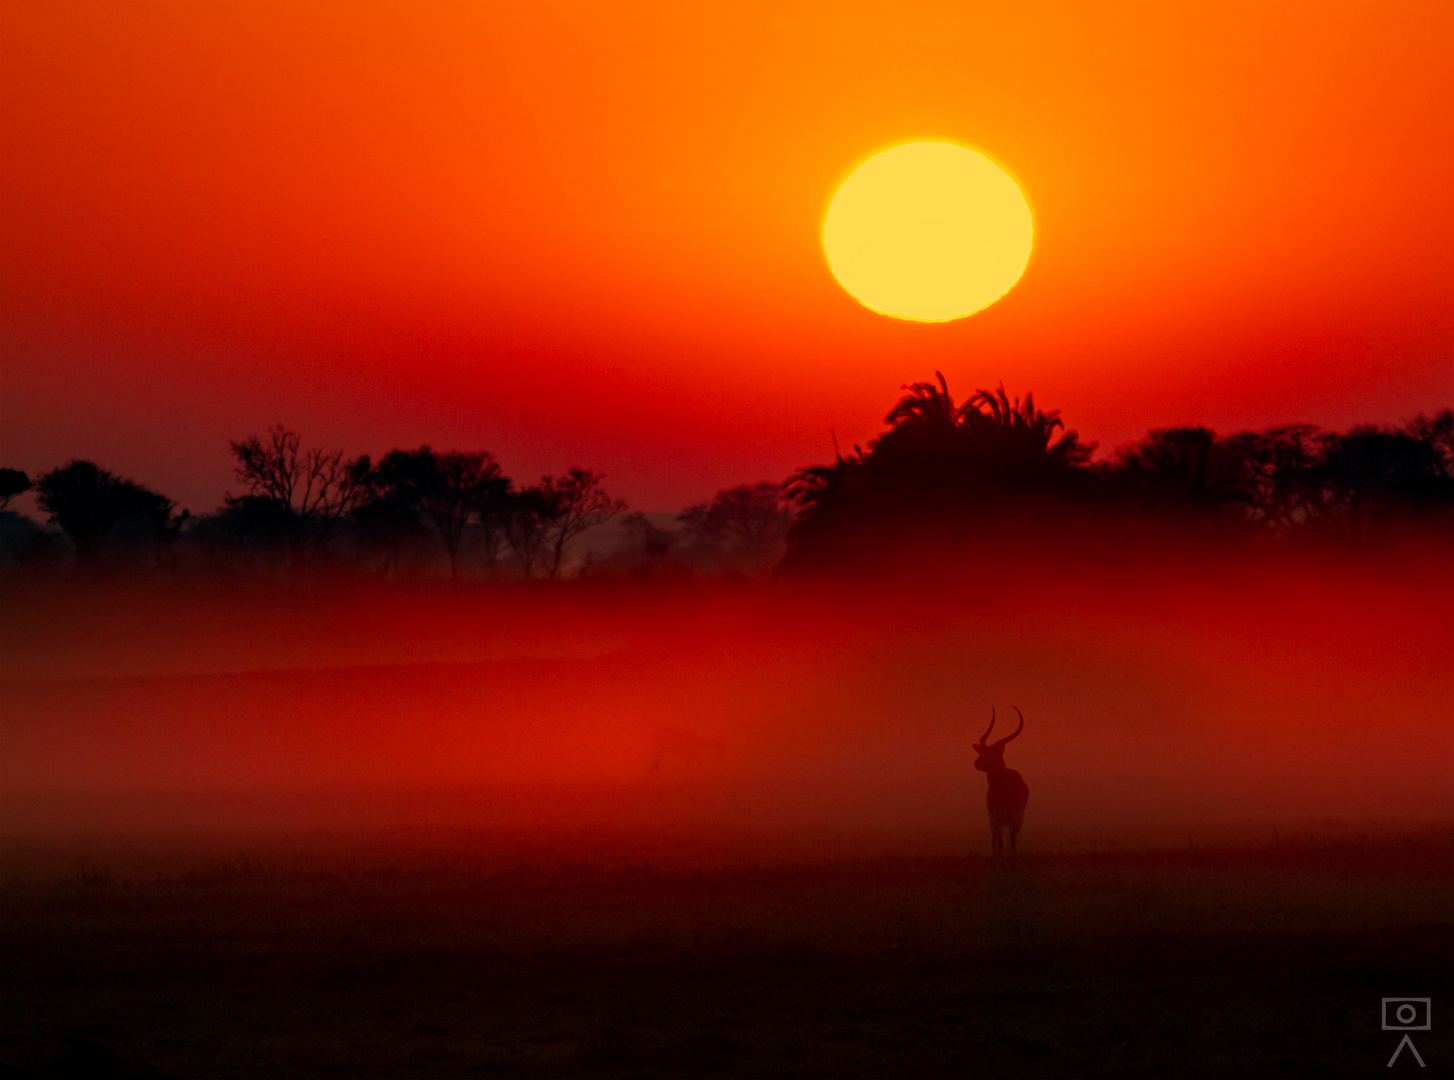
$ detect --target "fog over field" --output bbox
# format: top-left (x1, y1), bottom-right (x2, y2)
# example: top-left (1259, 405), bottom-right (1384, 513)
top-left (5, 542), bottom-right (1449, 854)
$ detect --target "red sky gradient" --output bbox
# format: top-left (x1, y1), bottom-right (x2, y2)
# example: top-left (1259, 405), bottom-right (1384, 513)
top-left (3, 1), bottom-right (1451, 512)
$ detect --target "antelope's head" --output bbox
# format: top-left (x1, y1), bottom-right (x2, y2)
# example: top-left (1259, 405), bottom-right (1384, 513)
top-left (973, 706), bottom-right (1023, 773)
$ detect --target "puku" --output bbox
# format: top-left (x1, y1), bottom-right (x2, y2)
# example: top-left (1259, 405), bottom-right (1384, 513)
top-left (974, 706), bottom-right (1029, 854)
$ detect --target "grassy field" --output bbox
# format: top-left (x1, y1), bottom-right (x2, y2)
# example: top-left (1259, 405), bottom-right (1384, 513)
top-left (2, 830), bottom-right (1450, 1078)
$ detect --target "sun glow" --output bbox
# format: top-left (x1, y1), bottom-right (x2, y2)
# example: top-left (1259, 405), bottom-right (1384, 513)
top-left (823, 142), bottom-right (1033, 322)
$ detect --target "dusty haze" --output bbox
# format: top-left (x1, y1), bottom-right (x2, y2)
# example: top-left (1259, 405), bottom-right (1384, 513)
top-left (3, 543), bottom-right (1450, 857)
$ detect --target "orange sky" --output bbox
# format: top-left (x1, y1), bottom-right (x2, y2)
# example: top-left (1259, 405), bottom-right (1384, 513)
top-left (3, 0), bottom-right (1451, 512)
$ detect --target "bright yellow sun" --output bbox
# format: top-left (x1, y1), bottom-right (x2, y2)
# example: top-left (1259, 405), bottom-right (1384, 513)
top-left (823, 142), bottom-right (1033, 322)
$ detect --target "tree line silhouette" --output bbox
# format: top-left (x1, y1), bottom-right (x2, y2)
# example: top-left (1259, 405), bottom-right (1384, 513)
top-left (0, 425), bottom-right (790, 577)
top-left (2, 380), bottom-right (1450, 577)
top-left (785, 374), bottom-right (1452, 570)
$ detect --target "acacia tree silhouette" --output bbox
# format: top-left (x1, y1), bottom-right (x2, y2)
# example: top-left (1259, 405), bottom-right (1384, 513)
top-left (34, 460), bottom-right (175, 560)
top-left (0, 468), bottom-right (31, 510)
top-left (1404, 409), bottom-right (1454, 477)
top-left (502, 486), bottom-right (559, 579)
top-left (1109, 426), bottom-right (1252, 521)
top-left (540, 469), bottom-right (627, 579)
top-left (425, 451), bottom-right (508, 578)
top-left (1087, 414), bottom-right (1453, 545)
top-left (229, 424), bottom-right (369, 562)
top-left (1215, 424), bottom-right (1324, 533)
top-left (470, 477), bottom-right (513, 578)
top-left (361, 448), bottom-right (508, 577)
top-left (1311, 425), bottom-right (1452, 545)
top-left (195, 493), bottom-right (297, 569)
top-left (679, 482), bottom-right (793, 573)
top-left (351, 465), bottom-right (426, 577)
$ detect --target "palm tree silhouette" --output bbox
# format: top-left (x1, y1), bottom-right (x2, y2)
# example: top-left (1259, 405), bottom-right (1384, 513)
top-left (783, 373), bottom-right (1094, 570)
top-left (965, 384), bottom-right (1089, 467)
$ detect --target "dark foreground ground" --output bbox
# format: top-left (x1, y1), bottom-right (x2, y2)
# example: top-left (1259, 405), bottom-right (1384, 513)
top-left (2, 832), bottom-right (1450, 1078)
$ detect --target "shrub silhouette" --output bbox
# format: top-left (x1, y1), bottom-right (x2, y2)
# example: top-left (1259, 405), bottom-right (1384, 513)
top-left (35, 460), bottom-right (175, 560)
top-left (358, 448), bottom-right (509, 578)
top-left (0, 467), bottom-right (31, 510)
top-left (678, 482), bottom-right (792, 573)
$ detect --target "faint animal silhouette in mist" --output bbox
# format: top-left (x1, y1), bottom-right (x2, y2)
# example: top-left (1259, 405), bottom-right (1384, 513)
top-left (974, 706), bottom-right (1030, 855)
top-left (648, 727), bottom-right (725, 780)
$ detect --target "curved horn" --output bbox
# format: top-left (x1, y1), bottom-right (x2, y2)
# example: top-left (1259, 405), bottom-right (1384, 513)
top-left (977, 707), bottom-right (996, 747)
top-left (994, 706), bottom-right (1024, 746)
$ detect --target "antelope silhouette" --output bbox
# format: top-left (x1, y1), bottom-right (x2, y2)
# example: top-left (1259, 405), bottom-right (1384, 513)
top-left (648, 727), bottom-right (724, 778)
top-left (974, 706), bottom-right (1030, 854)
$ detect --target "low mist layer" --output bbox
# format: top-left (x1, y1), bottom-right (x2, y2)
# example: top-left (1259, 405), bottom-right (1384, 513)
top-left (3, 541), bottom-right (1450, 851)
